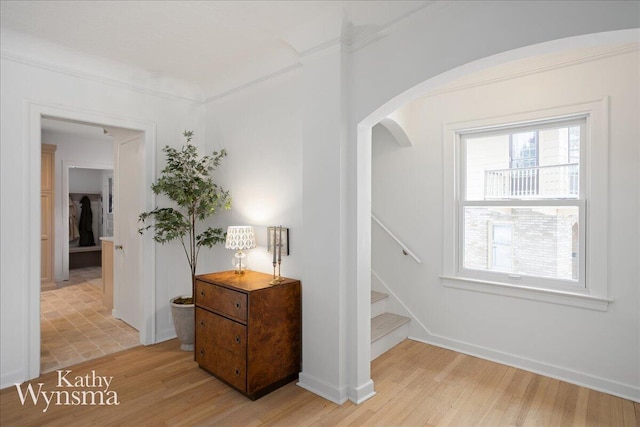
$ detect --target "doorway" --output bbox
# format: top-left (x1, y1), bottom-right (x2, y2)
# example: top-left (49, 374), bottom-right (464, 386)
top-left (27, 103), bottom-right (156, 380)
top-left (40, 119), bottom-right (141, 372)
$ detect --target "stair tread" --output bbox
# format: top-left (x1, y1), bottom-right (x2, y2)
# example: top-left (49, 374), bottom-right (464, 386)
top-left (371, 291), bottom-right (388, 304)
top-left (371, 313), bottom-right (410, 342)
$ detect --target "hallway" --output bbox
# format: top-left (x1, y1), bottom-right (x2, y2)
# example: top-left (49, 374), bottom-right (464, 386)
top-left (40, 267), bottom-right (139, 373)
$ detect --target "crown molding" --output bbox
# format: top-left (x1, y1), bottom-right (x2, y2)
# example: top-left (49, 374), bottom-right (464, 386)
top-left (204, 63), bottom-right (302, 104)
top-left (1, 2), bottom-right (434, 106)
top-left (347, 1), bottom-right (438, 53)
top-left (0, 49), bottom-right (204, 105)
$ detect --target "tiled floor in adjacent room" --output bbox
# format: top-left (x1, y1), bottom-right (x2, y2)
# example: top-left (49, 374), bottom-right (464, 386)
top-left (40, 267), bottom-right (139, 373)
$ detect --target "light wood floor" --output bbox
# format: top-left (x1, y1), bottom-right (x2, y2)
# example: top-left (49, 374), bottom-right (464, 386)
top-left (1, 339), bottom-right (637, 426)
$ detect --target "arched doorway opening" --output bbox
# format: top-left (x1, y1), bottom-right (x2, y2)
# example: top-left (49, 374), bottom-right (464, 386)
top-left (352, 29), bottom-right (638, 402)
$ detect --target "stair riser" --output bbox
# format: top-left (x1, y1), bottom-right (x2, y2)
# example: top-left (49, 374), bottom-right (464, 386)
top-left (371, 298), bottom-right (386, 319)
top-left (371, 322), bottom-right (409, 361)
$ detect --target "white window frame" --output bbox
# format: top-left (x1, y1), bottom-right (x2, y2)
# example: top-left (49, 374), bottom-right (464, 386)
top-left (441, 99), bottom-right (611, 311)
top-left (460, 117), bottom-right (586, 290)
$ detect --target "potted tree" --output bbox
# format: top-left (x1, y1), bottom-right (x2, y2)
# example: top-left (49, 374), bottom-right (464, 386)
top-left (139, 131), bottom-right (231, 351)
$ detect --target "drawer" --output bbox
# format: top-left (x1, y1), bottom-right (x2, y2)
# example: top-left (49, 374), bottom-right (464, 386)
top-left (196, 280), bottom-right (247, 322)
top-left (197, 344), bottom-right (247, 393)
top-left (196, 308), bottom-right (246, 358)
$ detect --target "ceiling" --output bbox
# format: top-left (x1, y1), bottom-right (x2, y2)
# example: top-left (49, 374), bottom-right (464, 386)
top-left (1, 0), bottom-right (429, 100)
top-left (40, 118), bottom-right (113, 142)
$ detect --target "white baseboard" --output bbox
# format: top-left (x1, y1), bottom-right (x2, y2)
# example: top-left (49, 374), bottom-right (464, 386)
top-left (156, 328), bottom-right (177, 344)
top-left (297, 372), bottom-right (348, 405)
top-left (348, 379), bottom-right (376, 404)
top-left (410, 334), bottom-right (640, 403)
top-left (1, 368), bottom-right (26, 391)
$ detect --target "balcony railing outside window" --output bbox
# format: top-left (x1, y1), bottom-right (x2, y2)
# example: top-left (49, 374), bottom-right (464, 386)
top-left (485, 163), bottom-right (579, 199)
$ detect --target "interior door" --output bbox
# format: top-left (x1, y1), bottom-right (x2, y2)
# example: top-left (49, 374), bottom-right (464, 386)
top-left (112, 131), bottom-right (144, 331)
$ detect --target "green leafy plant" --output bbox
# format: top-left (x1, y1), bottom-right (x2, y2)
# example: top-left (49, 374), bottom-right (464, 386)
top-left (139, 131), bottom-right (231, 303)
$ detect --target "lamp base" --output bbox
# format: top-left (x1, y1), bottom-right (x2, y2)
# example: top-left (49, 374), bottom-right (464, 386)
top-left (233, 251), bottom-right (248, 274)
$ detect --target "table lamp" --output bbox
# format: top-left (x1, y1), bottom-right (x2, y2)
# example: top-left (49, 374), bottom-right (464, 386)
top-left (225, 226), bottom-right (256, 274)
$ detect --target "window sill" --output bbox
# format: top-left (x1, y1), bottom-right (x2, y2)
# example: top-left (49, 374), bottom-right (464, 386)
top-left (440, 276), bottom-right (611, 311)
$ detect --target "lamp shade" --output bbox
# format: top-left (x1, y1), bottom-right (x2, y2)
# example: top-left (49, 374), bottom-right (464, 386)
top-left (225, 226), bottom-right (257, 250)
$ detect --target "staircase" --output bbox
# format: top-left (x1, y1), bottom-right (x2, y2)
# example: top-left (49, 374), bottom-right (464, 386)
top-left (371, 291), bottom-right (410, 360)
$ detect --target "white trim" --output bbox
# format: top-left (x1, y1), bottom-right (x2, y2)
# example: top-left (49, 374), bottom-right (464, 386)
top-left (297, 372), bottom-right (348, 405)
top-left (352, 124), bottom-right (375, 405)
top-left (372, 270), bottom-right (428, 336)
top-left (443, 99), bottom-right (609, 306)
top-left (347, 380), bottom-right (376, 405)
top-left (378, 117), bottom-right (412, 147)
top-left (440, 276), bottom-right (611, 311)
top-left (26, 103), bottom-right (41, 384)
top-left (409, 333), bottom-right (639, 403)
top-left (1, 51), bottom-right (202, 104)
top-left (204, 63), bottom-right (301, 104)
top-left (24, 101), bottom-right (157, 382)
top-left (346, 1), bottom-right (437, 53)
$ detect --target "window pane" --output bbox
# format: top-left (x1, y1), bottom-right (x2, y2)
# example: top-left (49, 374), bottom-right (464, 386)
top-left (465, 125), bottom-right (580, 201)
top-left (491, 223), bottom-right (512, 272)
top-left (463, 206), bottom-right (579, 281)
top-left (492, 223), bottom-right (512, 245)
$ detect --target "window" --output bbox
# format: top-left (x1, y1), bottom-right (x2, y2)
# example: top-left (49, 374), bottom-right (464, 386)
top-left (509, 131), bottom-right (538, 197)
top-left (460, 117), bottom-right (586, 291)
top-left (442, 100), bottom-right (610, 310)
top-left (489, 222), bottom-right (512, 272)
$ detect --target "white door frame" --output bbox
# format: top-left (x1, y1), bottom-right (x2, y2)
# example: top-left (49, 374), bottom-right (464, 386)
top-left (26, 101), bottom-right (156, 380)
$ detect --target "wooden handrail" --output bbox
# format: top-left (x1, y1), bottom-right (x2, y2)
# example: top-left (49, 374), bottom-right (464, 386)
top-left (371, 214), bottom-right (421, 264)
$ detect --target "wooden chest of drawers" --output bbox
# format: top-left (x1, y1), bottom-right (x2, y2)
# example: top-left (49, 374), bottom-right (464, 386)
top-left (194, 270), bottom-right (301, 400)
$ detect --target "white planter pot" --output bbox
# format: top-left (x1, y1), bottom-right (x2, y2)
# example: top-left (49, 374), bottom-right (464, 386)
top-left (170, 296), bottom-right (194, 351)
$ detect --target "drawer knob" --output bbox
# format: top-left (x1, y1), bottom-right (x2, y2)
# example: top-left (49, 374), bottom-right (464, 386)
top-left (235, 335), bottom-right (240, 344)
top-left (235, 302), bottom-right (241, 309)
top-left (235, 368), bottom-right (240, 376)
top-left (200, 320), bottom-right (205, 327)
top-left (200, 290), bottom-right (205, 296)
top-left (200, 349), bottom-right (204, 356)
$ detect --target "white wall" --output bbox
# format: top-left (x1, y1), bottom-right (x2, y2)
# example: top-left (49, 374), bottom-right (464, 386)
top-left (69, 168), bottom-right (104, 194)
top-left (372, 48), bottom-right (639, 400)
top-left (1, 0), bottom-right (638, 402)
top-left (205, 46), bottom-right (354, 403)
top-left (42, 129), bottom-right (113, 280)
top-left (203, 70), bottom-right (303, 279)
top-left (0, 53), bottom-right (206, 387)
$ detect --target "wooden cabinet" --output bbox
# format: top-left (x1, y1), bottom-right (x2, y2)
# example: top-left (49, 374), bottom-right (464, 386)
top-left (101, 239), bottom-right (114, 311)
top-left (41, 144), bottom-right (56, 286)
top-left (195, 270), bottom-right (301, 400)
